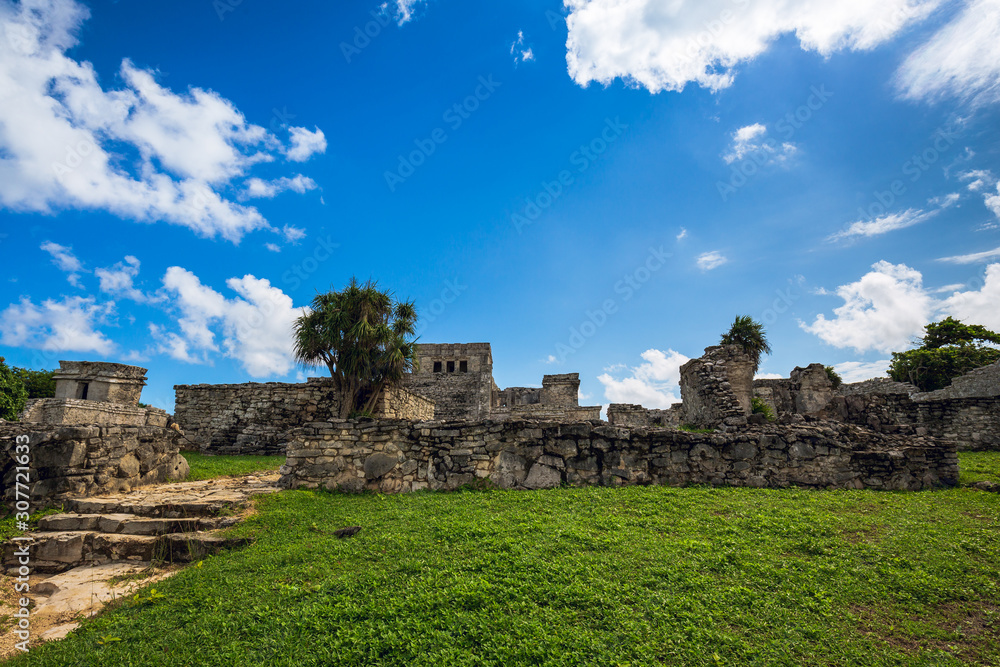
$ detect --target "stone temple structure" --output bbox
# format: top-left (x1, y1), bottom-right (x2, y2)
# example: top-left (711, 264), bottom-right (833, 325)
top-left (20, 361), bottom-right (170, 428)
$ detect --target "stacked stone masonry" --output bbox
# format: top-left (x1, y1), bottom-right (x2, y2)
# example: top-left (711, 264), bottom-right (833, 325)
top-left (0, 423), bottom-right (189, 502)
top-left (607, 404), bottom-right (682, 428)
top-left (278, 418), bottom-right (957, 494)
top-left (173, 379), bottom-right (431, 456)
top-left (680, 346), bottom-right (754, 429)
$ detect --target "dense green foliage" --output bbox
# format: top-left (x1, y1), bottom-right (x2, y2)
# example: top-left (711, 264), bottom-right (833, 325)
top-left (889, 318), bottom-right (1000, 392)
top-left (0, 356), bottom-right (28, 421)
top-left (10, 366), bottom-right (56, 398)
top-left (15, 453), bottom-right (1000, 667)
top-left (293, 278), bottom-right (418, 418)
top-left (182, 452), bottom-right (285, 482)
top-left (750, 396), bottom-right (775, 421)
top-left (825, 365), bottom-right (843, 388)
top-left (720, 315), bottom-right (772, 372)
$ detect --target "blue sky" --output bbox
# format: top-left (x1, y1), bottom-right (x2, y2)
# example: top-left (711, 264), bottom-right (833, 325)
top-left (2, 0), bottom-right (1000, 412)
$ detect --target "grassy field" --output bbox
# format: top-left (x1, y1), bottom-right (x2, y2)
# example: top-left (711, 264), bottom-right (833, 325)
top-left (181, 452), bottom-right (285, 481)
top-left (9, 452), bottom-right (999, 667)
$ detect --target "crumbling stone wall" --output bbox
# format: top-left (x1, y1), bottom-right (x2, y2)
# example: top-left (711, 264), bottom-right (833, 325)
top-left (278, 419), bottom-right (957, 494)
top-left (607, 404), bottom-right (682, 428)
top-left (173, 379), bottom-right (433, 455)
top-left (492, 373), bottom-right (602, 421)
top-left (0, 423), bottom-right (188, 503)
top-left (540, 374), bottom-right (580, 407)
top-left (912, 360), bottom-right (1000, 401)
top-left (680, 345), bottom-right (753, 429)
top-left (53, 361), bottom-right (147, 405)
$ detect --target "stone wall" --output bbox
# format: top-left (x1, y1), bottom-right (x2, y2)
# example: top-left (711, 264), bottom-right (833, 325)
top-left (53, 361), bottom-right (147, 406)
top-left (279, 419), bottom-right (957, 494)
top-left (173, 379), bottom-right (434, 455)
top-left (607, 404), bottom-right (682, 428)
top-left (0, 423), bottom-right (188, 503)
top-left (540, 374), bottom-right (580, 407)
top-left (680, 345), bottom-right (753, 429)
top-left (912, 360), bottom-right (1000, 401)
top-left (20, 399), bottom-right (170, 428)
top-left (493, 405), bottom-right (602, 422)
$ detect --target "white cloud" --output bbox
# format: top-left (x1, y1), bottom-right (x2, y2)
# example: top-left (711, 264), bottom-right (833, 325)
top-left (803, 261), bottom-right (1000, 352)
top-left (510, 31), bottom-right (535, 64)
top-left (828, 208), bottom-right (938, 241)
top-left (40, 241), bottom-right (84, 285)
top-left (542, 354), bottom-right (558, 364)
top-left (598, 348), bottom-right (689, 408)
top-left (243, 174), bottom-right (318, 200)
top-left (0, 295), bottom-right (115, 354)
top-left (155, 267), bottom-right (305, 376)
top-left (284, 127), bottom-right (327, 163)
top-left (940, 263), bottom-right (1000, 331)
top-left (564, 0), bottom-right (941, 93)
top-left (282, 225), bottom-right (307, 243)
top-left (960, 169), bottom-right (993, 192)
top-left (0, 0), bottom-right (322, 243)
top-left (896, 0), bottom-right (1000, 105)
top-left (676, 228), bottom-right (688, 241)
top-left (265, 243), bottom-right (282, 253)
top-left (801, 261), bottom-right (935, 353)
top-left (985, 183), bottom-right (1000, 220)
top-left (833, 360), bottom-right (891, 383)
top-left (383, 0), bottom-right (428, 25)
top-left (697, 251), bottom-right (728, 271)
top-left (938, 245), bottom-right (1000, 264)
top-left (754, 373), bottom-right (784, 380)
top-left (723, 123), bottom-right (797, 165)
top-left (95, 255), bottom-right (149, 302)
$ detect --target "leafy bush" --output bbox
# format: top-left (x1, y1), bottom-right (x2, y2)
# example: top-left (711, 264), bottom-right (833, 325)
top-left (11, 366), bottom-right (56, 398)
top-left (751, 396), bottom-right (775, 422)
top-left (888, 317), bottom-right (1000, 392)
top-left (0, 357), bottom-right (29, 421)
top-left (824, 366), bottom-right (843, 388)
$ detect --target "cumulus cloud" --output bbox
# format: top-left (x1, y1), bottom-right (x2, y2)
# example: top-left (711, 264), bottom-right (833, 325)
top-left (284, 127), bottom-right (327, 163)
top-left (598, 348), bottom-right (689, 408)
top-left (154, 267), bottom-right (305, 376)
top-left (95, 255), bottom-right (149, 302)
top-left (802, 261), bottom-right (1000, 352)
top-left (723, 123), bottom-right (797, 165)
top-left (0, 295), bottom-right (115, 354)
top-left (895, 0), bottom-right (1000, 105)
top-left (564, 0), bottom-right (941, 93)
top-left (0, 0), bottom-right (323, 243)
top-left (833, 360), bottom-right (891, 383)
top-left (697, 251), bottom-right (728, 271)
top-left (243, 175), bottom-right (318, 200)
top-left (40, 241), bottom-right (84, 285)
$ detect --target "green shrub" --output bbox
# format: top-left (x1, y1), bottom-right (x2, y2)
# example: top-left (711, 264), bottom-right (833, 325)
top-left (11, 366), bottom-right (56, 398)
top-left (824, 366), bottom-right (843, 388)
top-left (751, 396), bottom-right (775, 422)
top-left (0, 357), bottom-right (29, 421)
top-left (888, 318), bottom-right (1000, 392)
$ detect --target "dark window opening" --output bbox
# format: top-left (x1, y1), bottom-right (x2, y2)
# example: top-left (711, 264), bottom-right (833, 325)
top-left (77, 382), bottom-right (90, 400)
top-left (447, 361), bottom-right (455, 373)
top-left (459, 360), bottom-right (468, 373)
top-left (433, 361), bottom-right (442, 373)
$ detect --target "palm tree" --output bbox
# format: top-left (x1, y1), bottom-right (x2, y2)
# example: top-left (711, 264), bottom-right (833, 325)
top-left (720, 315), bottom-right (772, 372)
top-left (293, 278), bottom-right (418, 418)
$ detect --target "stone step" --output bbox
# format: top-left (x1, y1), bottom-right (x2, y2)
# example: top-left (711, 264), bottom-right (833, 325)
top-left (3, 530), bottom-right (250, 573)
top-left (66, 497), bottom-right (245, 518)
top-left (37, 513), bottom-right (229, 535)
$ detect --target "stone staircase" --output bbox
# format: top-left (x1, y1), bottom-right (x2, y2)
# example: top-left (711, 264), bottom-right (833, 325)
top-left (4, 474), bottom-right (280, 574)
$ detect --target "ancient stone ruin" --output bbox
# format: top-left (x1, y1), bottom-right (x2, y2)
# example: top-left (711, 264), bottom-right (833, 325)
top-left (20, 361), bottom-right (170, 428)
top-left (174, 342), bottom-right (602, 455)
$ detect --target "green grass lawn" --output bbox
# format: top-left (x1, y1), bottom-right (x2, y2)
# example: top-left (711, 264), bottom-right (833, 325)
top-left (11, 452), bottom-right (999, 667)
top-left (181, 451), bottom-right (285, 481)
top-left (958, 452), bottom-right (1000, 486)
